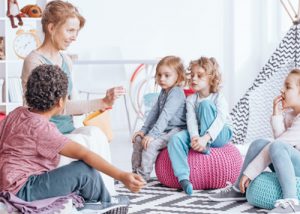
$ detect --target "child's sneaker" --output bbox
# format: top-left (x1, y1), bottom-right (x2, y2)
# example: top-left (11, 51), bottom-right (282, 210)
top-left (208, 182), bottom-right (246, 201)
top-left (79, 195), bottom-right (130, 214)
top-left (179, 179), bottom-right (193, 195)
top-left (135, 169), bottom-right (151, 182)
top-left (268, 198), bottom-right (300, 214)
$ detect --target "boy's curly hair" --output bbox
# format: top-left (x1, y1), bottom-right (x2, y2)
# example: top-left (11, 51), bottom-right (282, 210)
top-left (188, 57), bottom-right (222, 93)
top-left (25, 64), bottom-right (68, 111)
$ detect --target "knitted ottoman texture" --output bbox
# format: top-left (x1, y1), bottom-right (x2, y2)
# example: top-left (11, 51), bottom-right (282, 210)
top-left (155, 143), bottom-right (243, 190)
top-left (246, 172), bottom-right (300, 209)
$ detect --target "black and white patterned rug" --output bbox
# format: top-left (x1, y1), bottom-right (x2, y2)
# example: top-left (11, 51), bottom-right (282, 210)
top-left (115, 179), bottom-right (268, 214)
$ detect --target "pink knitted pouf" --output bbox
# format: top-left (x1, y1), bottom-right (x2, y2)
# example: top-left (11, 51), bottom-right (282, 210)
top-left (155, 143), bottom-right (243, 190)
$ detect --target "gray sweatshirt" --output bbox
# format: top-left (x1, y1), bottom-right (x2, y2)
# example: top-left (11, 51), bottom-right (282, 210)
top-left (140, 86), bottom-right (187, 138)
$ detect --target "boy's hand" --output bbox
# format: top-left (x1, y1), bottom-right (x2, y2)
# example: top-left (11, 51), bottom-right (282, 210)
top-left (120, 172), bottom-right (146, 193)
top-left (191, 136), bottom-right (202, 152)
top-left (239, 175), bottom-right (251, 193)
top-left (141, 136), bottom-right (154, 150)
top-left (273, 95), bottom-right (283, 115)
top-left (132, 131), bottom-right (144, 144)
top-left (191, 136), bottom-right (209, 152)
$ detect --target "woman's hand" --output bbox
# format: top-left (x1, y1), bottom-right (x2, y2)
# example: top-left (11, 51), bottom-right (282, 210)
top-left (141, 136), bottom-right (154, 150)
top-left (120, 172), bottom-right (146, 193)
top-left (102, 86), bottom-right (126, 109)
top-left (132, 131), bottom-right (145, 144)
top-left (273, 95), bottom-right (283, 116)
top-left (239, 175), bottom-right (251, 193)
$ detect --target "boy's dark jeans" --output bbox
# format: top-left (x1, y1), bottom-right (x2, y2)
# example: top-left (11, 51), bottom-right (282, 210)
top-left (17, 161), bottom-right (110, 203)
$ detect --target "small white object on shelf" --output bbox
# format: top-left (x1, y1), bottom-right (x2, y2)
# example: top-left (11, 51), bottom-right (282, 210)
top-left (0, 78), bottom-right (3, 103)
top-left (13, 29), bottom-right (41, 59)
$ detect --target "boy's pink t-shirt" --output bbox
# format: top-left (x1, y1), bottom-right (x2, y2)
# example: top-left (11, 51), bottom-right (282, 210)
top-left (0, 107), bottom-right (69, 194)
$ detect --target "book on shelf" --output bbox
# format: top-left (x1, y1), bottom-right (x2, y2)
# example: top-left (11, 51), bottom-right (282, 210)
top-left (8, 77), bottom-right (23, 103)
top-left (0, 112), bottom-right (5, 121)
top-left (0, 78), bottom-right (3, 103)
top-left (0, 37), bottom-right (5, 60)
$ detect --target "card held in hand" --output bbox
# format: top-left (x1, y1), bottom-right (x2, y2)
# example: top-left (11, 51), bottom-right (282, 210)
top-left (83, 109), bottom-right (113, 142)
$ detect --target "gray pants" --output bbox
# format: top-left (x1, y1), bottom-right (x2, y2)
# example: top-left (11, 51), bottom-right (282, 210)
top-left (17, 161), bottom-right (110, 203)
top-left (131, 128), bottom-right (181, 181)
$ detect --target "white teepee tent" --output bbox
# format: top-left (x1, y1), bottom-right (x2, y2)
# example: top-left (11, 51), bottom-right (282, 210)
top-left (230, 24), bottom-right (300, 144)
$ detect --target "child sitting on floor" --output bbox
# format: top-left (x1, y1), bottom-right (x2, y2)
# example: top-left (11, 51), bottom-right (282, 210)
top-left (131, 55), bottom-right (187, 182)
top-left (0, 64), bottom-right (145, 213)
top-left (168, 57), bottom-right (232, 195)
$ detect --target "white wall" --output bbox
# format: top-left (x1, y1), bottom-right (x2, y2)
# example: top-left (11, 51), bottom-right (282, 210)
top-left (68, 0), bottom-right (224, 59)
top-left (64, 0), bottom-right (293, 131)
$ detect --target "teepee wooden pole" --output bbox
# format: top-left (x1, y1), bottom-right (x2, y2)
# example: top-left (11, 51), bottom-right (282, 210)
top-left (287, 0), bottom-right (297, 15)
top-left (280, 0), bottom-right (295, 22)
top-left (298, 0), bottom-right (300, 21)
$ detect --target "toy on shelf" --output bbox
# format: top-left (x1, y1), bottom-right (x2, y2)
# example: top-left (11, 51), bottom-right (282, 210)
top-left (7, 0), bottom-right (23, 28)
top-left (21, 5), bottom-right (42, 18)
top-left (0, 113), bottom-right (5, 121)
top-left (0, 37), bottom-right (5, 60)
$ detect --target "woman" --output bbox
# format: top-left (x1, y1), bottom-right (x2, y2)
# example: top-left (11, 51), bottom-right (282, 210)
top-left (21, 0), bottom-right (126, 196)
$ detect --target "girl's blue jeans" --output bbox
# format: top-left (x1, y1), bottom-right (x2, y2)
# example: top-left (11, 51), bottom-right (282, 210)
top-left (234, 139), bottom-right (300, 199)
top-left (168, 100), bottom-right (232, 182)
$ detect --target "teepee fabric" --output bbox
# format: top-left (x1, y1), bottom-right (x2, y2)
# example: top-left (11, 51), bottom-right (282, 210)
top-left (230, 24), bottom-right (300, 144)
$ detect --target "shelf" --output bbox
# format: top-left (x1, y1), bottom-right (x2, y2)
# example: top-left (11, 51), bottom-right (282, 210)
top-left (0, 0), bottom-right (45, 114)
top-left (0, 17), bottom-right (41, 21)
top-left (22, 17), bottom-right (42, 21)
top-left (7, 102), bottom-right (22, 105)
top-left (1, 60), bottom-right (23, 63)
top-left (0, 103), bottom-right (22, 107)
top-left (7, 103), bottom-right (22, 109)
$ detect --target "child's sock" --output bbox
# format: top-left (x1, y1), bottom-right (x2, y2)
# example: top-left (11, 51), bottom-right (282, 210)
top-left (201, 143), bottom-right (211, 155)
top-left (179, 179), bottom-right (193, 195)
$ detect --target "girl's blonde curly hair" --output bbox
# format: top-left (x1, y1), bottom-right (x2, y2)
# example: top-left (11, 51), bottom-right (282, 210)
top-left (188, 57), bottom-right (222, 93)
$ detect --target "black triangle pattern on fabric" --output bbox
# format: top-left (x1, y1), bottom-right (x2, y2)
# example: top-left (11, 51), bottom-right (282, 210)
top-left (115, 179), bottom-right (267, 213)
